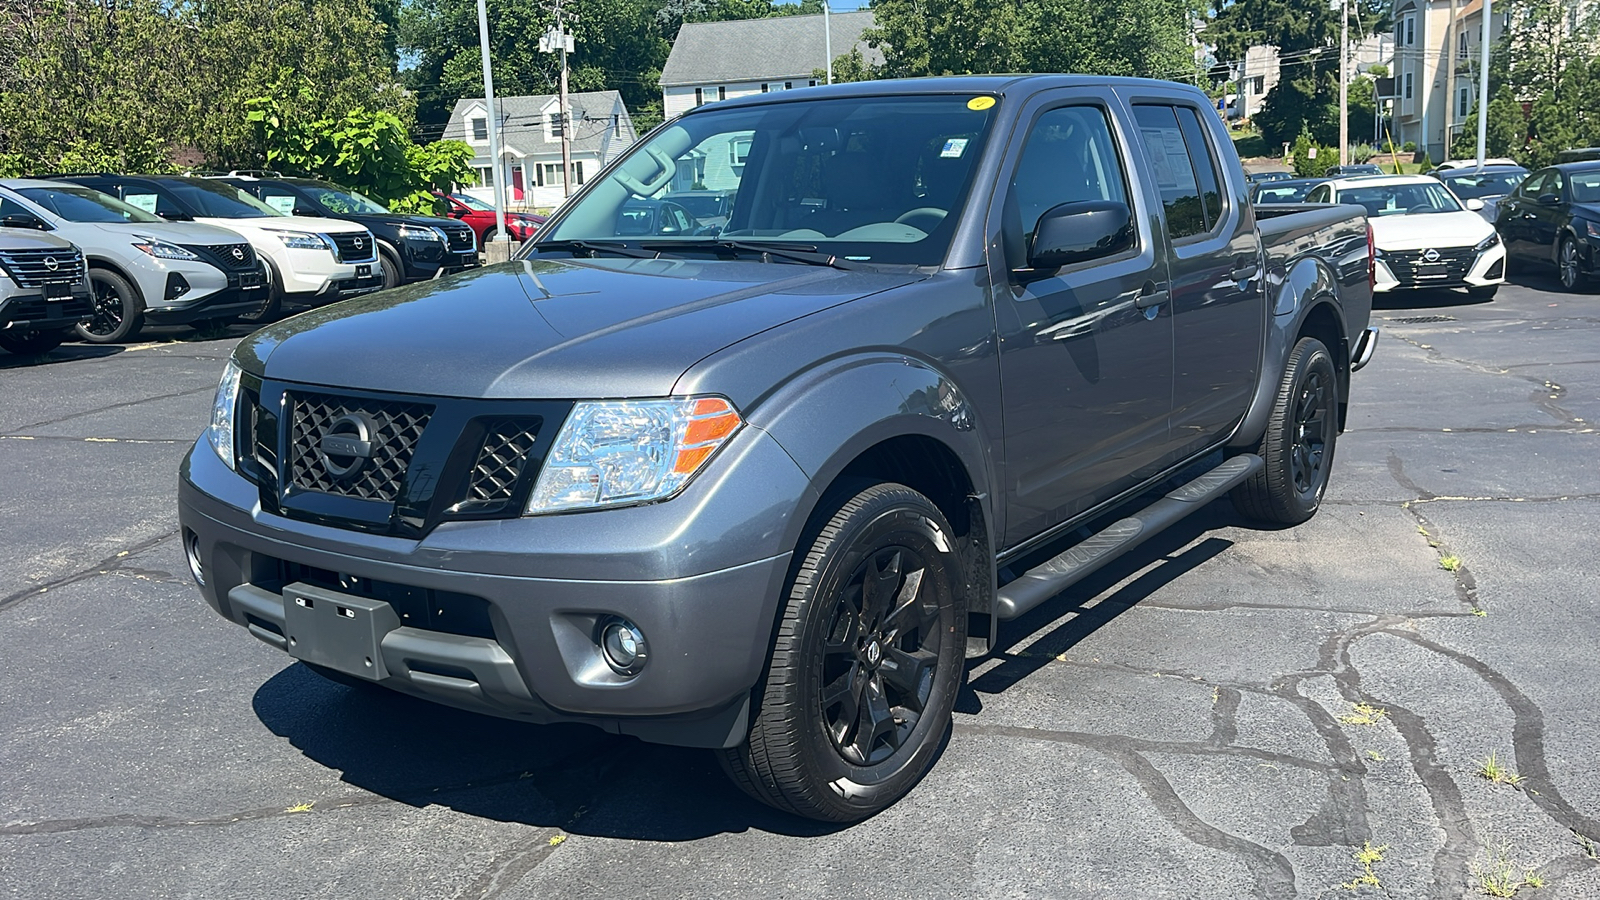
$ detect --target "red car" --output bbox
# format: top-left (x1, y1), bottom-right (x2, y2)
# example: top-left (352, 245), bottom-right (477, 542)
top-left (432, 191), bottom-right (546, 248)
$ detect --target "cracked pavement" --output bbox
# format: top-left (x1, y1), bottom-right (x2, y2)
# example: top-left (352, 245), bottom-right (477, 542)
top-left (2, 274), bottom-right (1598, 898)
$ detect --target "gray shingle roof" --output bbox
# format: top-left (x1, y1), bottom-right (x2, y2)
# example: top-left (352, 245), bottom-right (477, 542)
top-left (659, 11), bottom-right (881, 87)
top-left (442, 90), bottom-right (633, 157)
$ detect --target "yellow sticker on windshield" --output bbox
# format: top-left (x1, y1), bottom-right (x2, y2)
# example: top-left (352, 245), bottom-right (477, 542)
top-left (967, 96), bottom-right (996, 111)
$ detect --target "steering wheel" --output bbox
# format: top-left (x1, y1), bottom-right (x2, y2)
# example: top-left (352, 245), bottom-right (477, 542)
top-left (613, 147), bottom-right (677, 198)
top-left (895, 207), bottom-right (947, 232)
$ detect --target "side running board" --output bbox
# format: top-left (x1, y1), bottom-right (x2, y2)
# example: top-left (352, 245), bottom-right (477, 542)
top-left (994, 453), bottom-right (1264, 621)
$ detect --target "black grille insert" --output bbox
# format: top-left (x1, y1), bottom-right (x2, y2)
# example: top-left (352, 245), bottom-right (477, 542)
top-left (1384, 247), bottom-right (1477, 284)
top-left (183, 242), bottom-right (258, 271)
top-left (440, 223), bottom-right (476, 252)
top-left (0, 248), bottom-right (87, 287)
top-left (463, 419), bottom-right (541, 507)
top-left (286, 393), bottom-right (433, 502)
top-left (329, 232), bottom-right (376, 262)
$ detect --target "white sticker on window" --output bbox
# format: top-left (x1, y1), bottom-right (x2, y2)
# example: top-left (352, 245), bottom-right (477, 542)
top-left (124, 193), bottom-right (158, 214)
top-left (265, 196), bottom-right (296, 216)
top-left (940, 138), bottom-right (969, 159)
top-left (1140, 126), bottom-right (1198, 192)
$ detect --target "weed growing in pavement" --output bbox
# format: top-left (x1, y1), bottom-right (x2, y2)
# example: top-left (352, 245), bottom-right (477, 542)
top-left (1440, 555), bottom-right (1464, 572)
top-left (1477, 752), bottom-right (1525, 788)
top-left (1574, 829), bottom-right (1599, 861)
top-left (1341, 841), bottom-right (1389, 891)
top-left (1366, 749), bottom-right (1386, 762)
top-left (1473, 608), bottom-right (1488, 617)
top-left (1471, 838), bottom-right (1543, 897)
top-left (284, 801), bottom-right (314, 813)
top-left (1340, 703), bottom-right (1389, 726)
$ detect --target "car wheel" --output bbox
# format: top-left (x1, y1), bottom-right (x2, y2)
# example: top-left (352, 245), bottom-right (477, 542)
top-left (0, 328), bottom-right (69, 355)
top-left (1467, 284), bottom-right (1499, 299)
top-left (480, 227), bottom-right (498, 251)
top-left (379, 246), bottom-right (404, 290)
top-left (1558, 236), bottom-right (1585, 291)
top-left (720, 482), bottom-right (967, 822)
top-left (1231, 337), bottom-right (1338, 525)
top-left (76, 269), bottom-right (145, 344)
top-left (239, 263), bottom-right (283, 323)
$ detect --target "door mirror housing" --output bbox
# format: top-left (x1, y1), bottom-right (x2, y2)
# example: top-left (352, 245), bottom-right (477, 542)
top-left (0, 213), bottom-right (50, 231)
top-left (1464, 197), bottom-right (1485, 212)
top-left (156, 210), bottom-right (193, 222)
top-left (1025, 201), bottom-right (1135, 272)
top-left (293, 205), bottom-right (320, 217)
top-left (1537, 193), bottom-right (1561, 206)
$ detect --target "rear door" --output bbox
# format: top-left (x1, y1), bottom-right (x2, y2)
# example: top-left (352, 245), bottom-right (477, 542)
top-left (989, 87), bottom-right (1174, 547)
top-left (1124, 96), bottom-right (1265, 459)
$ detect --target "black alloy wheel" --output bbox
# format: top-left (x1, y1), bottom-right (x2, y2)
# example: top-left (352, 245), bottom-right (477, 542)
top-left (720, 482), bottom-right (966, 822)
top-left (239, 261), bottom-right (282, 323)
top-left (1231, 336), bottom-right (1339, 525)
top-left (76, 270), bottom-right (143, 344)
top-left (1558, 236), bottom-right (1584, 291)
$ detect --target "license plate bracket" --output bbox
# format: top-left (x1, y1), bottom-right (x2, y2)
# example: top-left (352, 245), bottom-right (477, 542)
top-left (282, 582), bottom-right (400, 681)
top-left (356, 264), bottom-right (372, 277)
top-left (43, 282), bottom-right (71, 299)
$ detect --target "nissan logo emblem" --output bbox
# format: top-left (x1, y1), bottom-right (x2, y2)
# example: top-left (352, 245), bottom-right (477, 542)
top-left (354, 236), bottom-right (365, 249)
top-left (231, 247), bottom-right (245, 260)
top-left (43, 256), bottom-right (59, 271)
top-left (1422, 248), bottom-right (1441, 263)
top-left (317, 413), bottom-right (375, 479)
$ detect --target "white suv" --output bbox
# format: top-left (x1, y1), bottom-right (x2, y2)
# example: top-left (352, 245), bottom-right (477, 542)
top-left (53, 175), bottom-right (383, 321)
top-left (0, 180), bottom-right (270, 342)
top-left (0, 225), bottom-right (92, 355)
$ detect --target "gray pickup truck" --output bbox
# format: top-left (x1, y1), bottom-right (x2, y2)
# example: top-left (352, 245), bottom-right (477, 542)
top-left (180, 76), bottom-right (1376, 822)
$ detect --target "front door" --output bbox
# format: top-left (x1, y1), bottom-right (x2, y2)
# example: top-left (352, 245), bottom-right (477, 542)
top-left (1500, 170), bottom-right (1547, 262)
top-left (992, 90), bottom-right (1174, 547)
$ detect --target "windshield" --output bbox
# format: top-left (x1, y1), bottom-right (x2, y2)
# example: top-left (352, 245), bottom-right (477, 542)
top-left (308, 185), bottom-right (390, 215)
top-left (669, 194), bottom-right (731, 218)
top-left (453, 193), bottom-right (495, 211)
top-left (16, 185), bottom-right (161, 224)
top-left (1442, 171), bottom-right (1527, 199)
top-left (1337, 182), bottom-right (1463, 216)
top-left (168, 180), bottom-right (282, 218)
top-left (542, 94), bottom-right (998, 266)
top-left (1253, 182), bottom-right (1319, 203)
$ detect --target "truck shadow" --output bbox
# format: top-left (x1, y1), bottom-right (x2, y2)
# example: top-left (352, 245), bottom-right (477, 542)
top-left (250, 497), bottom-right (1250, 841)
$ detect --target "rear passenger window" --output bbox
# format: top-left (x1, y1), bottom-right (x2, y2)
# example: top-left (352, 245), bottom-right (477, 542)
top-left (1133, 105), bottom-right (1226, 241)
top-left (1008, 105), bottom-right (1130, 249)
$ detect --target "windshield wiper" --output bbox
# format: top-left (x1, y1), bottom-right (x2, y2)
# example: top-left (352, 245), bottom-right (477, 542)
top-left (529, 239), bottom-right (661, 260)
top-left (640, 239), bottom-right (863, 271)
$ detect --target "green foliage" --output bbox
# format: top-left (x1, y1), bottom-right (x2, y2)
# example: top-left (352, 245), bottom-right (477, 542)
top-left (865, 0), bottom-right (1197, 83)
top-left (1289, 133), bottom-right (1335, 178)
top-left (1450, 88), bottom-right (1527, 162)
top-left (1349, 143), bottom-right (1375, 163)
top-left (1204, 0), bottom-right (1387, 64)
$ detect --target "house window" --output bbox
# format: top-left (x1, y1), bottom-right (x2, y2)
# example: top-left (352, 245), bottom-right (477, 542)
top-left (476, 165), bottom-right (494, 187)
top-left (1404, 72), bottom-right (1413, 100)
top-left (613, 113), bottom-right (621, 137)
top-left (1249, 76), bottom-right (1265, 95)
top-left (1458, 32), bottom-right (1468, 58)
top-left (550, 111), bottom-right (564, 138)
top-left (575, 161), bottom-right (585, 185)
top-left (730, 137), bottom-right (752, 167)
top-left (539, 163), bottom-right (564, 188)
top-left (1459, 87), bottom-right (1472, 117)
top-left (808, 79), bottom-right (817, 87)
top-left (1399, 14), bottom-right (1415, 46)
top-left (718, 86), bottom-right (726, 101)
top-left (695, 88), bottom-right (704, 106)
top-left (471, 117), bottom-right (488, 141)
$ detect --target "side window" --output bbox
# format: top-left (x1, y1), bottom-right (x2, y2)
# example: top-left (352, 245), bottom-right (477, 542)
top-left (1132, 104), bottom-right (1218, 241)
top-left (1519, 172), bottom-right (1547, 198)
top-left (117, 184), bottom-right (184, 218)
top-left (1173, 106), bottom-right (1225, 229)
top-left (1008, 104), bottom-right (1131, 248)
top-left (1307, 185), bottom-right (1330, 204)
top-left (1547, 172), bottom-right (1566, 198)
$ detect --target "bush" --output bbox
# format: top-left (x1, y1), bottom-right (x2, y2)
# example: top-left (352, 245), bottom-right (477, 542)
top-left (1289, 133), bottom-right (1337, 178)
top-left (1402, 141), bottom-right (1417, 152)
top-left (1413, 149), bottom-right (1433, 169)
top-left (1349, 143), bottom-right (1376, 163)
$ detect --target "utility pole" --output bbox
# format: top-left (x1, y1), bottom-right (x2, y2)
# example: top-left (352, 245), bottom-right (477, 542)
top-left (1447, 0), bottom-right (1459, 155)
top-left (823, 2), bottom-right (833, 84)
top-left (1476, 0), bottom-right (1491, 170)
top-left (1339, 0), bottom-right (1349, 165)
top-left (540, 1), bottom-right (576, 198)
top-left (476, 0), bottom-right (509, 258)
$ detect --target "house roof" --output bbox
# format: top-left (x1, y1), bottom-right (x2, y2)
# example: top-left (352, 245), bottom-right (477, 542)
top-left (659, 11), bottom-right (882, 87)
top-left (442, 90), bottom-right (632, 157)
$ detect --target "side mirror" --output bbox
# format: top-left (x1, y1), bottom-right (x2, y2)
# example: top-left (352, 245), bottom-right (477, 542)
top-left (293, 205), bottom-right (320, 217)
top-left (1465, 198), bottom-right (1485, 212)
top-left (1538, 193), bottom-right (1561, 206)
top-left (451, 209), bottom-right (467, 219)
top-left (156, 210), bottom-right (193, 222)
top-left (1025, 201), bottom-right (1134, 272)
top-left (0, 213), bottom-right (49, 231)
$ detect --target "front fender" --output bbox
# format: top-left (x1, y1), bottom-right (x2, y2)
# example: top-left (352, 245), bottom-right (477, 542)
top-left (744, 351), bottom-right (1000, 550)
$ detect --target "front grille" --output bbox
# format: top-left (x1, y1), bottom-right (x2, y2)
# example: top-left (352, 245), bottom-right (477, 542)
top-left (0, 248), bottom-right (87, 288)
top-left (328, 231), bottom-right (377, 263)
top-left (182, 242), bottom-right (257, 271)
top-left (440, 223), bottom-right (476, 253)
top-left (465, 419), bottom-right (541, 504)
top-left (1384, 247), bottom-right (1477, 284)
top-left (285, 393), bottom-right (433, 502)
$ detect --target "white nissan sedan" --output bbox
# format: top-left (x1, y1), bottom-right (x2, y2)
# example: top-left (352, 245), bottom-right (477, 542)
top-left (1307, 175), bottom-right (1506, 299)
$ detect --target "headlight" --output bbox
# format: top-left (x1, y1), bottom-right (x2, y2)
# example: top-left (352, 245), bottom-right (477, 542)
top-left (1475, 232), bottom-right (1501, 251)
top-left (527, 396), bottom-right (742, 514)
top-left (399, 224), bottom-right (444, 242)
top-left (265, 229), bottom-right (332, 251)
top-left (207, 359), bottom-right (242, 470)
top-left (1585, 220), bottom-right (1600, 239)
top-left (131, 235), bottom-right (200, 261)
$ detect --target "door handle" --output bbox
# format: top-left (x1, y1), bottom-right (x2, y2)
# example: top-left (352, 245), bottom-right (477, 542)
top-left (1230, 263), bottom-right (1259, 283)
top-left (1134, 287), bottom-right (1168, 310)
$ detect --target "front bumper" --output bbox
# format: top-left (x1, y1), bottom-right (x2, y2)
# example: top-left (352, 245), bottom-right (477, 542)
top-left (144, 273), bottom-right (269, 324)
top-left (1373, 242), bottom-right (1506, 292)
top-left (0, 287), bottom-right (92, 331)
top-left (177, 434), bottom-right (804, 748)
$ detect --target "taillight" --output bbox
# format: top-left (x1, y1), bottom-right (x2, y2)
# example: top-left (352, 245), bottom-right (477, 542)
top-left (1366, 221), bottom-right (1376, 289)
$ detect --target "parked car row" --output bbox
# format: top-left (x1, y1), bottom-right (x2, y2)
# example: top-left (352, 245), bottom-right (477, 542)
top-left (0, 172), bottom-right (503, 352)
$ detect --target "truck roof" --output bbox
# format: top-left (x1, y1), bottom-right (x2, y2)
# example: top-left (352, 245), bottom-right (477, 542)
top-left (696, 74), bottom-right (1205, 113)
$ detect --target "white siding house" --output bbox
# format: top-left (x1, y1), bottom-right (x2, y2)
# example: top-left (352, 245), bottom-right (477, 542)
top-left (442, 91), bottom-right (637, 210)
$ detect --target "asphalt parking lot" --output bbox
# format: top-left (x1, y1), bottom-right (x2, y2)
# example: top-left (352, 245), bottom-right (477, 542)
top-left (3, 271), bottom-right (1598, 899)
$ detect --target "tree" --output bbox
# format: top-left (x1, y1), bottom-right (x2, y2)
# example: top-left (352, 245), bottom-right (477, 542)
top-left (1450, 87), bottom-right (1528, 161)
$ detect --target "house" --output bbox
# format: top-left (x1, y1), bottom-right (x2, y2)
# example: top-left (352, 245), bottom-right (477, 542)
top-left (658, 11), bottom-right (883, 120)
top-left (1225, 36), bottom-right (1392, 123)
top-left (1390, 0), bottom-right (1508, 162)
top-left (442, 90), bottom-right (637, 210)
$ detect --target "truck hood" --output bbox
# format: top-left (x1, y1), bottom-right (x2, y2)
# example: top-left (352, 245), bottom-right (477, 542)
top-left (1370, 210), bottom-right (1495, 250)
top-left (239, 257), bottom-right (921, 399)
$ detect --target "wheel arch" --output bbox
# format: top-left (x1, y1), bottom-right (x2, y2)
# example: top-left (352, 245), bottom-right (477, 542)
top-left (85, 256), bottom-right (147, 304)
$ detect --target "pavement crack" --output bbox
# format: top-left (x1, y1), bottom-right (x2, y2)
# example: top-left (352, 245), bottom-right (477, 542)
top-left (0, 791), bottom-right (391, 835)
top-left (0, 529), bottom-right (181, 614)
top-left (3, 385), bottom-right (213, 436)
top-left (453, 831), bottom-right (565, 900)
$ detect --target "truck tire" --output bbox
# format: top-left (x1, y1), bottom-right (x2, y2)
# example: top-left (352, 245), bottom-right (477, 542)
top-left (720, 482), bottom-right (967, 822)
top-left (1231, 336), bottom-right (1338, 525)
top-left (76, 269), bottom-right (145, 344)
top-left (0, 328), bottom-right (69, 355)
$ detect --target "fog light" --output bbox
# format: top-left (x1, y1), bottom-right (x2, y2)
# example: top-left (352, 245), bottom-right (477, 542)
top-left (600, 617), bottom-right (648, 675)
top-left (183, 529), bottom-right (204, 586)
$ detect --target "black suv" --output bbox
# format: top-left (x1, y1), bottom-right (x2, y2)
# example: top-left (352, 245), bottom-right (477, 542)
top-left (216, 175), bottom-right (478, 288)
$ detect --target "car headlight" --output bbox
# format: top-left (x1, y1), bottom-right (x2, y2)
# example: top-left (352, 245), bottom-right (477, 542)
top-left (1475, 232), bottom-right (1501, 252)
top-left (526, 397), bottom-right (742, 514)
top-left (207, 359), bottom-right (243, 470)
top-left (131, 235), bottom-right (200, 261)
top-left (1585, 220), bottom-right (1600, 239)
top-left (265, 229), bottom-right (333, 251)
top-left (399, 224), bottom-right (444, 242)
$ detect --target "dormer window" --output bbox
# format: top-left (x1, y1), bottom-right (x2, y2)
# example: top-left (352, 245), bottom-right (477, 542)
top-left (471, 117), bottom-right (488, 141)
